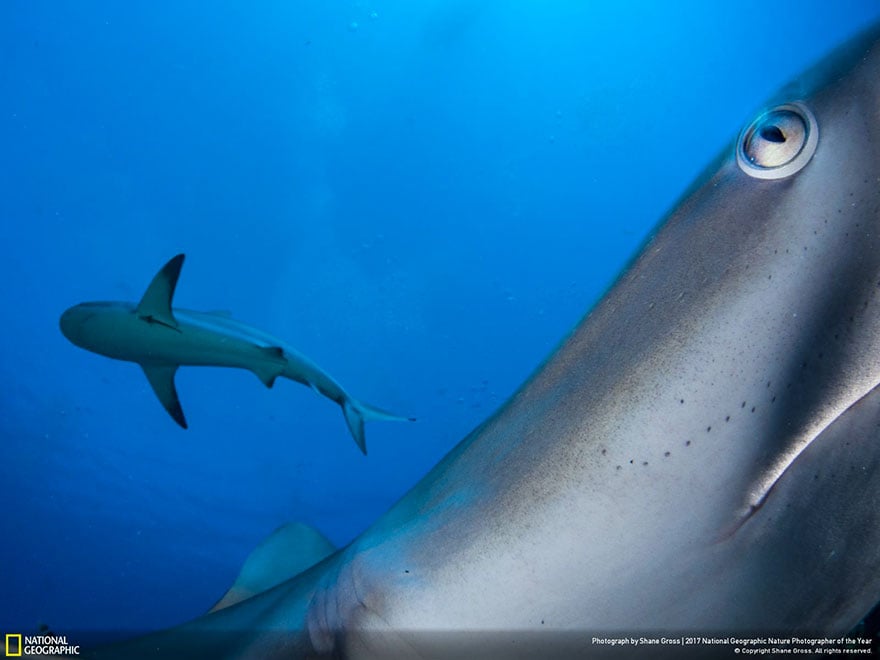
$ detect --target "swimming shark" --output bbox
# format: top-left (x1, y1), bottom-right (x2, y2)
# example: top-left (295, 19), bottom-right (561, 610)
top-left (59, 254), bottom-right (414, 454)
top-left (67, 20), bottom-right (880, 660)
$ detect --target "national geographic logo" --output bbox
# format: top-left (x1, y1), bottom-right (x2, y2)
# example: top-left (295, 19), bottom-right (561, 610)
top-left (5, 633), bottom-right (80, 656)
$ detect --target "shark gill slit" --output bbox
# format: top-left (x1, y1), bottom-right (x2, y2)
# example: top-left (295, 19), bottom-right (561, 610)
top-left (723, 376), bottom-right (880, 541)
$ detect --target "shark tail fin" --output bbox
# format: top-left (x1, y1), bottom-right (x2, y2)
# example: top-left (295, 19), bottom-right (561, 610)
top-left (342, 397), bottom-right (416, 455)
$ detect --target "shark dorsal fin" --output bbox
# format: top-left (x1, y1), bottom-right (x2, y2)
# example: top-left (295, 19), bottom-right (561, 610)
top-left (141, 364), bottom-right (188, 429)
top-left (136, 254), bottom-right (185, 330)
top-left (208, 522), bottom-right (336, 612)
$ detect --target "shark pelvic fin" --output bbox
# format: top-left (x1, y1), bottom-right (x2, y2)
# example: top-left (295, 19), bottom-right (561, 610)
top-left (141, 364), bottom-right (188, 429)
top-left (252, 346), bottom-right (287, 388)
top-left (136, 254), bottom-right (185, 330)
top-left (208, 522), bottom-right (336, 613)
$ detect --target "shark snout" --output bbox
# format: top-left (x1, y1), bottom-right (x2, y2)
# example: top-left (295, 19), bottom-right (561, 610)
top-left (59, 304), bottom-right (96, 348)
top-left (60, 306), bottom-right (81, 344)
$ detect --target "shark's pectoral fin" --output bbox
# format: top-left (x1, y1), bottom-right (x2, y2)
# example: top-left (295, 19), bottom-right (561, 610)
top-left (209, 522), bottom-right (336, 612)
top-left (141, 364), bottom-right (188, 429)
top-left (136, 254), bottom-right (184, 330)
top-left (252, 346), bottom-right (287, 388)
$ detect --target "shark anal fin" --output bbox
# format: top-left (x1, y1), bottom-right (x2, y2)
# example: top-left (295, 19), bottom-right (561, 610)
top-left (136, 254), bottom-right (185, 330)
top-left (141, 364), bottom-right (188, 429)
top-left (252, 346), bottom-right (287, 388)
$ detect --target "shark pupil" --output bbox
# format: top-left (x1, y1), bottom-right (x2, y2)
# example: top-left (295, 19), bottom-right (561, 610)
top-left (760, 125), bottom-right (786, 143)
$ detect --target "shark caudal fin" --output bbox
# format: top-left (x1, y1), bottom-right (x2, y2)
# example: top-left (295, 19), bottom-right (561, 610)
top-left (342, 398), bottom-right (416, 455)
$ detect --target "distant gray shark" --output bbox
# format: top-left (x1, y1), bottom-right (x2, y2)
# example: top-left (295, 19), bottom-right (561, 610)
top-left (59, 254), bottom-right (414, 454)
top-left (63, 20), bottom-right (880, 660)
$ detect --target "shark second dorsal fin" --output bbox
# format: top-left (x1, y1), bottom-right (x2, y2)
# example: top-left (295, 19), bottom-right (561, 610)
top-left (141, 364), bottom-right (188, 429)
top-left (136, 254), bottom-right (185, 330)
top-left (208, 522), bottom-right (336, 612)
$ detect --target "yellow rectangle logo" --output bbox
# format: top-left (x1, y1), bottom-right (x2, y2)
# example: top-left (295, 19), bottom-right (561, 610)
top-left (5, 634), bottom-right (22, 657)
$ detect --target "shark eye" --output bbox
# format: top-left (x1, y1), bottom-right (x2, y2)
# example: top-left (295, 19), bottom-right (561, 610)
top-left (736, 102), bottom-right (818, 180)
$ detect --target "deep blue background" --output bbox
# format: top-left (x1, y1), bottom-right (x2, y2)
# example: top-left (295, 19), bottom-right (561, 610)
top-left (2, 0), bottom-right (879, 638)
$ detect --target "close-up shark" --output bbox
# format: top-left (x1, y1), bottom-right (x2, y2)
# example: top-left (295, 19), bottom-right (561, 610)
top-left (58, 19), bottom-right (880, 660)
top-left (59, 254), bottom-right (415, 454)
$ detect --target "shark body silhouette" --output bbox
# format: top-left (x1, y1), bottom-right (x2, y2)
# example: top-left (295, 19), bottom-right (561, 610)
top-left (60, 254), bottom-right (413, 454)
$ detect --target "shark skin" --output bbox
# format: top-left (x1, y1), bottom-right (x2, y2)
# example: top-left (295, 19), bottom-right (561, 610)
top-left (59, 254), bottom-right (414, 454)
top-left (71, 22), bottom-right (880, 660)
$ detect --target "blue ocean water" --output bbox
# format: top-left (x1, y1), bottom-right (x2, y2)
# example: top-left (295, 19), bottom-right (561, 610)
top-left (2, 0), bottom-right (879, 641)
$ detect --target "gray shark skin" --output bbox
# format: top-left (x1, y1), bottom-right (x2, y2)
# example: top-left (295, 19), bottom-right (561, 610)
top-left (75, 22), bottom-right (880, 660)
top-left (59, 254), bottom-right (414, 454)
